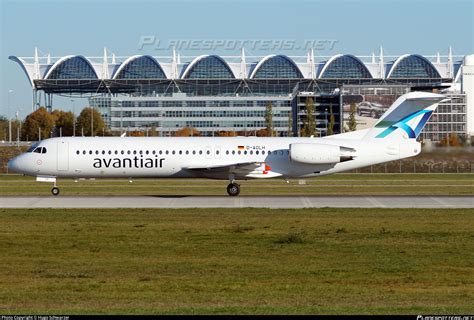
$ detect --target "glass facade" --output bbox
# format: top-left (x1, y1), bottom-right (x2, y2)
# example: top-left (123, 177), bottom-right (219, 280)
top-left (389, 55), bottom-right (441, 78)
top-left (46, 56), bottom-right (97, 79)
top-left (421, 93), bottom-right (467, 142)
top-left (91, 96), bottom-right (293, 137)
top-left (183, 55), bottom-right (234, 79)
top-left (114, 56), bottom-right (166, 79)
top-left (320, 55), bottom-right (372, 79)
top-left (251, 55), bottom-right (303, 79)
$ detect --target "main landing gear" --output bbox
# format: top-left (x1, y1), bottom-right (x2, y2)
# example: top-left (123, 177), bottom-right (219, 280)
top-left (227, 182), bottom-right (240, 196)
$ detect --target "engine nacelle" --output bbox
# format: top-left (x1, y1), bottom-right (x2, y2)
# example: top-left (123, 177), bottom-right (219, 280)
top-left (290, 143), bottom-right (356, 164)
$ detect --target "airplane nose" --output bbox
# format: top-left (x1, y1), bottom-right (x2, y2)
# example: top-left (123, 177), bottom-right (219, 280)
top-left (7, 157), bottom-right (19, 173)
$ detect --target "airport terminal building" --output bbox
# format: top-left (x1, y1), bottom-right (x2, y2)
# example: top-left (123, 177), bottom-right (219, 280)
top-left (10, 48), bottom-right (474, 141)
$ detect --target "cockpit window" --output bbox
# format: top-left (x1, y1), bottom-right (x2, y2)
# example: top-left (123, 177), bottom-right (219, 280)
top-left (27, 143), bottom-right (39, 152)
top-left (32, 147), bottom-right (46, 154)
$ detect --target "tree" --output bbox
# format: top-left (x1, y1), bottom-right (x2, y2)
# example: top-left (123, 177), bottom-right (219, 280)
top-left (76, 107), bottom-right (105, 137)
top-left (348, 103), bottom-right (357, 132)
top-left (287, 108), bottom-right (293, 137)
top-left (327, 104), bottom-right (335, 136)
top-left (175, 127), bottom-right (201, 137)
top-left (51, 110), bottom-right (75, 136)
top-left (264, 101), bottom-right (273, 137)
top-left (21, 107), bottom-right (55, 141)
top-left (301, 97), bottom-right (316, 137)
top-left (255, 128), bottom-right (272, 137)
top-left (216, 131), bottom-right (237, 137)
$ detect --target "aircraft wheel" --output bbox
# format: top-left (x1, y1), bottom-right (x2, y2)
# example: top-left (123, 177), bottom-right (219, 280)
top-left (227, 183), bottom-right (240, 196)
top-left (51, 187), bottom-right (60, 196)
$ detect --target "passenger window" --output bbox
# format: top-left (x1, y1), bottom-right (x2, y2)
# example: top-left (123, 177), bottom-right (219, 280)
top-left (250, 151), bottom-right (253, 155)
top-left (226, 150), bottom-right (229, 155)
top-left (199, 151), bottom-right (203, 155)
top-left (216, 150), bottom-right (220, 155)
top-left (256, 151), bottom-right (259, 155)
top-left (121, 150), bottom-right (124, 155)
top-left (232, 151), bottom-right (235, 155)
top-left (127, 151), bottom-right (131, 155)
top-left (146, 150), bottom-right (150, 155)
top-left (108, 150), bottom-right (112, 155)
top-left (206, 150), bottom-right (210, 155)
top-left (115, 150), bottom-right (118, 155)
top-left (244, 151), bottom-right (247, 155)
top-left (76, 150), bottom-right (80, 155)
top-left (192, 151), bottom-right (196, 155)
top-left (179, 150), bottom-right (182, 155)
top-left (102, 151), bottom-right (105, 155)
top-left (185, 150), bottom-right (189, 155)
top-left (238, 151), bottom-right (241, 155)
top-left (166, 151), bottom-right (169, 155)
top-left (96, 150), bottom-right (99, 155)
top-left (133, 151), bottom-right (137, 155)
top-left (262, 150), bottom-right (266, 155)
top-left (172, 151), bottom-right (175, 155)
top-left (83, 150), bottom-right (87, 155)
top-left (159, 150), bottom-right (163, 155)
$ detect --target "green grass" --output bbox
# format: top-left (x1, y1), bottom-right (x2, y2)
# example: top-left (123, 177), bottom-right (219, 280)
top-left (0, 207), bottom-right (473, 314)
top-left (1, 173), bottom-right (473, 196)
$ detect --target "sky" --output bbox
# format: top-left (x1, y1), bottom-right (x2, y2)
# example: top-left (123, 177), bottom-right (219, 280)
top-left (0, 0), bottom-right (473, 119)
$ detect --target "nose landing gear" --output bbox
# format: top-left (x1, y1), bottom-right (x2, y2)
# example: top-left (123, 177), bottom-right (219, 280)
top-left (51, 181), bottom-right (60, 196)
top-left (51, 187), bottom-right (60, 196)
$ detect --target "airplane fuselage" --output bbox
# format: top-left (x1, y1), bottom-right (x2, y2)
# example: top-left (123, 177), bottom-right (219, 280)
top-left (9, 136), bottom-right (420, 180)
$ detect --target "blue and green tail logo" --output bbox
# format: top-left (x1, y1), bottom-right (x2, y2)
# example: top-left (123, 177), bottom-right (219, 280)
top-left (375, 109), bottom-right (433, 139)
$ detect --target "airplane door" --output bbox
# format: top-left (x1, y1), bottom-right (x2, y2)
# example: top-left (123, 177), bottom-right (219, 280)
top-left (57, 141), bottom-right (69, 171)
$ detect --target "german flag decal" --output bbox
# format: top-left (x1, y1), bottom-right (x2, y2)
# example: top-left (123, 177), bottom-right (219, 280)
top-left (237, 146), bottom-right (245, 150)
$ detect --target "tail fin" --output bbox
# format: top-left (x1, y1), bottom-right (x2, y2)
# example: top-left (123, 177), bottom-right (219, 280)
top-left (363, 92), bottom-right (447, 140)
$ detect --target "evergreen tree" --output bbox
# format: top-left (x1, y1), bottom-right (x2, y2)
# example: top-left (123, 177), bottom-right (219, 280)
top-left (327, 104), bottom-right (335, 136)
top-left (265, 101), bottom-right (274, 137)
top-left (348, 103), bottom-right (357, 132)
top-left (301, 97), bottom-right (316, 137)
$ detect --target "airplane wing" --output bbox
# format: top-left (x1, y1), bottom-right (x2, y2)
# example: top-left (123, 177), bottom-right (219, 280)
top-left (184, 162), bottom-right (271, 179)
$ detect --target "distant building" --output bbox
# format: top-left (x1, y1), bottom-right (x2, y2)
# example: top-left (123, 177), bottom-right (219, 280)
top-left (10, 48), bottom-right (473, 140)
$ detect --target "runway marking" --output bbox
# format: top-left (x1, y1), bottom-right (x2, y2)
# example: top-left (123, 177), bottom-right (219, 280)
top-left (366, 197), bottom-right (387, 208)
top-left (430, 196), bottom-right (453, 208)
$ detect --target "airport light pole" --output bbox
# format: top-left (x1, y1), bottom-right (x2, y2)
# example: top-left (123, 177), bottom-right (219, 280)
top-left (90, 106), bottom-right (94, 137)
top-left (71, 99), bottom-right (76, 136)
top-left (8, 90), bottom-right (13, 143)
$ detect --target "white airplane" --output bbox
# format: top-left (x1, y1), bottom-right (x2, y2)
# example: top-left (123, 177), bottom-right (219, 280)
top-left (8, 92), bottom-right (446, 196)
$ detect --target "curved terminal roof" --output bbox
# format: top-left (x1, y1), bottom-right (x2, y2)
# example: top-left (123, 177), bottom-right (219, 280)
top-left (250, 55), bottom-right (303, 79)
top-left (181, 55), bottom-right (235, 79)
top-left (113, 55), bottom-right (167, 79)
top-left (387, 54), bottom-right (441, 78)
top-left (45, 55), bottom-right (98, 79)
top-left (10, 51), bottom-right (462, 86)
top-left (319, 54), bottom-right (372, 79)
